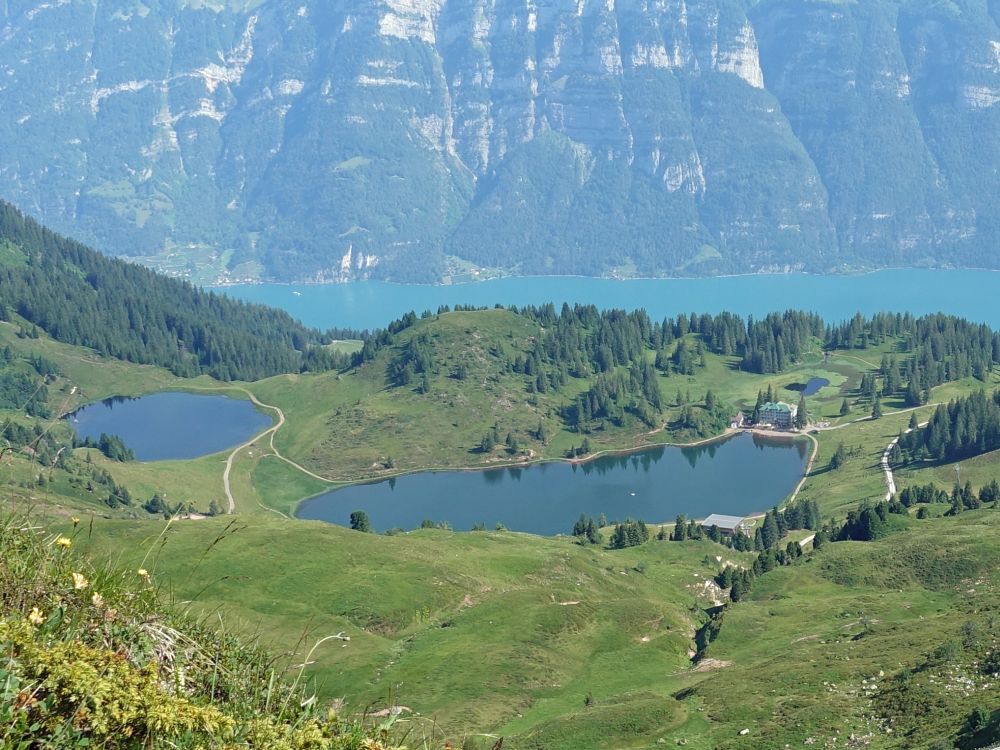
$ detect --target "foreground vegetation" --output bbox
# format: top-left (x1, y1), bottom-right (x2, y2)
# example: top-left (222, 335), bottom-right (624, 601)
top-left (0, 512), bottom-right (409, 749)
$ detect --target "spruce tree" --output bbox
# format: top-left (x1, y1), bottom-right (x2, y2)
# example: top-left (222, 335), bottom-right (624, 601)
top-left (840, 399), bottom-right (850, 417)
top-left (795, 394), bottom-right (808, 429)
top-left (611, 524), bottom-right (628, 549)
top-left (586, 519), bottom-right (602, 545)
top-left (349, 510), bottom-right (372, 533)
top-left (761, 511), bottom-right (780, 549)
top-left (673, 514), bottom-right (687, 541)
top-left (830, 442), bottom-right (848, 470)
top-left (871, 395), bottom-right (883, 420)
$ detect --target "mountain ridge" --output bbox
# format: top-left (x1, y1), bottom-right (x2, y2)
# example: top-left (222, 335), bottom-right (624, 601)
top-left (2, 0), bottom-right (1000, 281)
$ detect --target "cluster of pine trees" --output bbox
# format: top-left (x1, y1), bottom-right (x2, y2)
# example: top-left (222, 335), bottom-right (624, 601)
top-left (571, 514), bottom-right (603, 545)
top-left (0, 346), bottom-right (61, 418)
top-left (714, 542), bottom-right (806, 603)
top-left (1, 418), bottom-right (68, 470)
top-left (386, 333), bottom-right (435, 388)
top-left (609, 519), bottom-right (650, 549)
top-left (672, 389), bottom-right (733, 436)
top-left (569, 513), bottom-right (651, 548)
top-left (0, 201), bottom-right (356, 381)
top-left (564, 362), bottom-right (663, 430)
top-left (753, 501), bottom-right (821, 550)
top-left (899, 390), bottom-right (1000, 462)
top-left (834, 500), bottom-right (908, 541)
top-left (898, 483), bottom-right (951, 506)
top-left (736, 312), bottom-right (825, 374)
top-left (0, 368), bottom-right (49, 418)
top-left (832, 313), bottom-right (999, 405)
top-left (943, 480), bottom-right (1000, 515)
top-left (143, 491), bottom-right (222, 518)
top-left (73, 433), bottom-right (134, 462)
top-left (478, 425), bottom-right (524, 455)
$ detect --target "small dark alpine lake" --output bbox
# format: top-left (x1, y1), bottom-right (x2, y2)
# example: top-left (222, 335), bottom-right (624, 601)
top-left (802, 377), bottom-right (831, 396)
top-left (69, 392), bottom-right (271, 461)
top-left (297, 432), bottom-right (811, 535)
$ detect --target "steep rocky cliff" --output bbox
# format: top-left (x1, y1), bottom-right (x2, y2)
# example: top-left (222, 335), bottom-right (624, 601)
top-left (1, 0), bottom-right (998, 281)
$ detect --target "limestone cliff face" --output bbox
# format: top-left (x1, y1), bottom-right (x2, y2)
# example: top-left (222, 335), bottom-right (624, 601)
top-left (1, 0), bottom-right (999, 281)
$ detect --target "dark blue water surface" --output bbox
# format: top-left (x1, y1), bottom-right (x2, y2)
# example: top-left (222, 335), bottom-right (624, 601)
top-left (297, 433), bottom-right (810, 535)
top-left (222, 270), bottom-right (1000, 331)
top-left (802, 377), bottom-right (831, 396)
top-left (69, 392), bottom-right (271, 461)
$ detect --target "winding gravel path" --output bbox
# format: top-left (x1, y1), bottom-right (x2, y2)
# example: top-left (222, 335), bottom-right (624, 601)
top-left (881, 416), bottom-right (930, 502)
top-left (172, 385), bottom-right (331, 513)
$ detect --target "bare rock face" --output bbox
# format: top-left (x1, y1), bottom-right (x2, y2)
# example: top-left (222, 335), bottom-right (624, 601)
top-left (1, 0), bottom-right (999, 281)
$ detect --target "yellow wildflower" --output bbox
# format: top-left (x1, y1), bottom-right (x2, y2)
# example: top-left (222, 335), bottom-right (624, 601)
top-left (71, 517), bottom-right (80, 527)
top-left (56, 536), bottom-right (72, 548)
top-left (72, 572), bottom-right (89, 590)
top-left (137, 568), bottom-right (149, 580)
top-left (28, 607), bottom-right (45, 626)
top-left (91, 592), bottom-right (104, 608)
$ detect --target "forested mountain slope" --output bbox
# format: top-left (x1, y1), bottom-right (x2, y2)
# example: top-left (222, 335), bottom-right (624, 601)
top-left (2, 0), bottom-right (1000, 281)
top-left (0, 201), bottom-right (344, 380)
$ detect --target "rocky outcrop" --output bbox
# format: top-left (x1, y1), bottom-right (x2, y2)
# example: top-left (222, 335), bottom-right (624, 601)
top-left (1, 0), bottom-right (999, 281)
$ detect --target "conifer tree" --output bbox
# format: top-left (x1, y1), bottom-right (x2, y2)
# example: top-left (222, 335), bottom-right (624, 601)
top-left (795, 394), bottom-right (808, 429)
top-left (349, 510), bottom-right (372, 533)
top-left (673, 514), bottom-right (687, 541)
top-left (761, 510), bottom-right (780, 549)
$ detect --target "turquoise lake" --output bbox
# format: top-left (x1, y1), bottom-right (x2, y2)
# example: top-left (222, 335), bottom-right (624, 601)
top-left (69, 392), bottom-right (271, 461)
top-left (222, 269), bottom-right (1000, 331)
top-left (297, 433), bottom-right (811, 535)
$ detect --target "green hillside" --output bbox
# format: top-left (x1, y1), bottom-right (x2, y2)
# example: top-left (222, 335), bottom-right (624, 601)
top-left (42, 505), bottom-right (997, 749)
top-left (3, 294), bottom-right (1000, 747)
top-left (0, 201), bottom-right (350, 381)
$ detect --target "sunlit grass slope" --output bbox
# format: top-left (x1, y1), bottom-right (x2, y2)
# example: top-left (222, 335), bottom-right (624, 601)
top-left (64, 507), bottom-right (1000, 749)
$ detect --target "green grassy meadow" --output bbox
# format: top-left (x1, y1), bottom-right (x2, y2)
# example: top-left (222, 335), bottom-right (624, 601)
top-left (61, 507), bottom-right (1000, 749)
top-left (4, 308), bottom-right (1000, 747)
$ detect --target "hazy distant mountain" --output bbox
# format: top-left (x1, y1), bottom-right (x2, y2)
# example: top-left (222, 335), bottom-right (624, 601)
top-left (2, 0), bottom-right (999, 282)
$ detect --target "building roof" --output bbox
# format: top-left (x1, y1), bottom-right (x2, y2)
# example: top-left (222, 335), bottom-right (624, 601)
top-left (701, 513), bottom-right (746, 530)
top-left (761, 402), bottom-right (792, 413)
